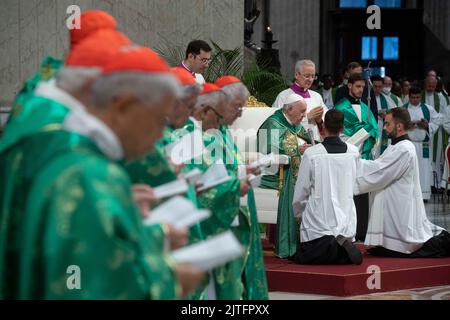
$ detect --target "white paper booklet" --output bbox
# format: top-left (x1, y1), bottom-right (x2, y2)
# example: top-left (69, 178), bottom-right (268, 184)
top-left (165, 130), bottom-right (204, 165)
top-left (171, 231), bottom-right (244, 271)
top-left (249, 153), bottom-right (290, 170)
top-left (183, 168), bottom-right (203, 185)
top-left (153, 179), bottom-right (189, 200)
top-left (248, 174), bottom-right (262, 188)
top-left (346, 128), bottom-right (370, 147)
top-left (196, 163), bottom-right (231, 192)
top-left (144, 196), bottom-right (210, 228)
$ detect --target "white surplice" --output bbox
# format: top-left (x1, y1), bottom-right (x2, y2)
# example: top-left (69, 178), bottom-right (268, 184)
top-left (407, 103), bottom-right (441, 199)
top-left (272, 87), bottom-right (328, 142)
top-left (425, 92), bottom-right (446, 181)
top-left (356, 139), bottom-right (444, 254)
top-left (292, 143), bottom-right (360, 242)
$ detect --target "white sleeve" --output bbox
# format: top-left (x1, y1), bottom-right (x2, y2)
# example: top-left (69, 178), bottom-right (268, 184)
top-left (356, 148), bottom-right (411, 194)
top-left (272, 92), bottom-right (285, 109)
top-left (292, 152), bottom-right (312, 218)
top-left (443, 105), bottom-right (450, 135)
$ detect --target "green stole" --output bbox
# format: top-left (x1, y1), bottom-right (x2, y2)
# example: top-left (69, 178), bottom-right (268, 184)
top-left (390, 93), bottom-right (401, 107)
top-left (405, 103), bottom-right (430, 158)
top-left (257, 109), bottom-right (311, 258)
top-left (379, 94), bottom-right (389, 154)
top-left (442, 92), bottom-right (450, 105)
top-left (334, 98), bottom-right (379, 160)
top-left (422, 92), bottom-right (448, 161)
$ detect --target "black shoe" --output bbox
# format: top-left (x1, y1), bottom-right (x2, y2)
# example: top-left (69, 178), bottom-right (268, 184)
top-left (336, 236), bottom-right (363, 265)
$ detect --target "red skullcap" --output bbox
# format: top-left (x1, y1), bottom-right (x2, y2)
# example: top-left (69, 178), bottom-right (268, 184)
top-left (102, 46), bottom-right (171, 75)
top-left (69, 10), bottom-right (117, 48)
top-left (170, 67), bottom-right (197, 86)
top-left (66, 30), bottom-right (131, 68)
top-left (201, 83), bottom-right (221, 95)
top-left (215, 75), bottom-right (241, 88)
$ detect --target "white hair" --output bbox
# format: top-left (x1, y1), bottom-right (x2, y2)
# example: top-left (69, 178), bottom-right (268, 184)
top-left (181, 83), bottom-right (202, 100)
top-left (220, 82), bottom-right (250, 101)
top-left (193, 90), bottom-right (228, 110)
top-left (55, 66), bottom-right (102, 93)
top-left (92, 72), bottom-right (181, 108)
top-left (294, 59), bottom-right (316, 74)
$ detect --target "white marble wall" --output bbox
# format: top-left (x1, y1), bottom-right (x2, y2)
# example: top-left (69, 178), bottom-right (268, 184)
top-left (0, 0), bottom-right (244, 104)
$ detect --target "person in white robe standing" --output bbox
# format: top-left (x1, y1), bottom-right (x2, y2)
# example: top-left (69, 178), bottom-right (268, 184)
top-left (423, 76), bottom-right (447, 188)
top-left (272, 59), bottom-right (327, 142)
top-left (405, 86), bottom-right (442, 201)
top-left (356, 107), bottom-right (450, 257)
top-left (291, 109), bottom-right (362, 265)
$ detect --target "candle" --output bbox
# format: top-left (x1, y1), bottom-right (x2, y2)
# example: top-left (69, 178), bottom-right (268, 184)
top-left (266, 26), bottom-right (273, 42)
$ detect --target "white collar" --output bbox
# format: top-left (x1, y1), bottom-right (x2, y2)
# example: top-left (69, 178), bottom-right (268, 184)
top-left (189, 116), bottom-right (201, 130)
top-left (282, 111), bottom-right (294, 126)
top-left (181, 61), bottom-right (195, 74)
top-left (34, 80), bottom-right (86, 113)
top-left (63, 110), bottom-right (124, 160)
top-left (35, 80), bottom-right (124, 160)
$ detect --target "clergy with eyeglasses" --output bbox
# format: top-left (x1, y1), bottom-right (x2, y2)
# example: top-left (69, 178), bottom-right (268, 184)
top-left (272, 59), bottom-right (328, 143)
top-left (177, 40), bottom-right (212, 85)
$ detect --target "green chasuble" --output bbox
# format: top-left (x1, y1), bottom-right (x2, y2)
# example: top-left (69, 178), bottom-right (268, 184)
top-left (334, 98), bottom-right (379, 160)
top-left (179, 126), bottom-right (242, 300)
top-left (2, 90), bottom-right (169, 256)
top-left (219, 125), bottom-right (268, 300)
top-left (123, 126), bottom-right (208, 300)
top-left (256, 109), bottom-right (311, 258)
top-left (10, 56), bottom-right (63, 121)
top-left (0, 128), bottom-right (180, 299)
top-left (0, 92), bottom-right (179, 299)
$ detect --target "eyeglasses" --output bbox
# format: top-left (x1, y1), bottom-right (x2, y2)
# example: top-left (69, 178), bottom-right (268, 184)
top-left (205, 105), bottom-right (224, 120)
top-left (194, 55), bottom-right (211, 64)
top-left (300, 73), bottom-right (317, 80)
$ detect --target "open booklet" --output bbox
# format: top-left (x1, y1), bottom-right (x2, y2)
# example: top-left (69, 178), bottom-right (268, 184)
top-left (144, 196), bottom-right (210, 229)
top-left (249, 152), bottom-right (289, 169)
top-left (182, 168), bottom-right (203, 185)
top-left (345, 128), bottom-right (370, 148)
top-left (153, 179), bottom-right (189, 200)
top-left (196, 162), bottom-right (231, 192)
top-left (165, 130), bottom-right (204, 165)
top-left (171, 231), bottom-right (244, 271)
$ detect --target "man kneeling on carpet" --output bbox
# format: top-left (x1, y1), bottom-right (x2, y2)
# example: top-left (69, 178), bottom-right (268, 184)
top-left (292, 109), bottom-right (363, 265)
top-left (356, 107), bottom-right (450, 258)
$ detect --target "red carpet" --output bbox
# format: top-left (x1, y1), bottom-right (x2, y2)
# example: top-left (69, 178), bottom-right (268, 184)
top-left (265, 247), bottom-right (450, 296)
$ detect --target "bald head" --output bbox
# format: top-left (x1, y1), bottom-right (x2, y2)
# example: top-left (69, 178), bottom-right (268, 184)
top-left (425, 76), bottom-right (437, 93)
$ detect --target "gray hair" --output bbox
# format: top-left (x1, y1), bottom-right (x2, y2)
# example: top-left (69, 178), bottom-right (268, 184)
top-left (220, 82), bottom-right (250, 101)
top-left (92, 72), bottom-right (181, 108)
top-left (193, 90), bottom-right (228, 110)
top-left (294, 59), bottom-right (316, 74)
top-left (181, 83), bottom-right (202, 100)
top-left (55, 66), bottom-right (101, 93)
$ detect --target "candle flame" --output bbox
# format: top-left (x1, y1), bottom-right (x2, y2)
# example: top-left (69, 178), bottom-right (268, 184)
top-left (267, 26), bottom-right (271, 32)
